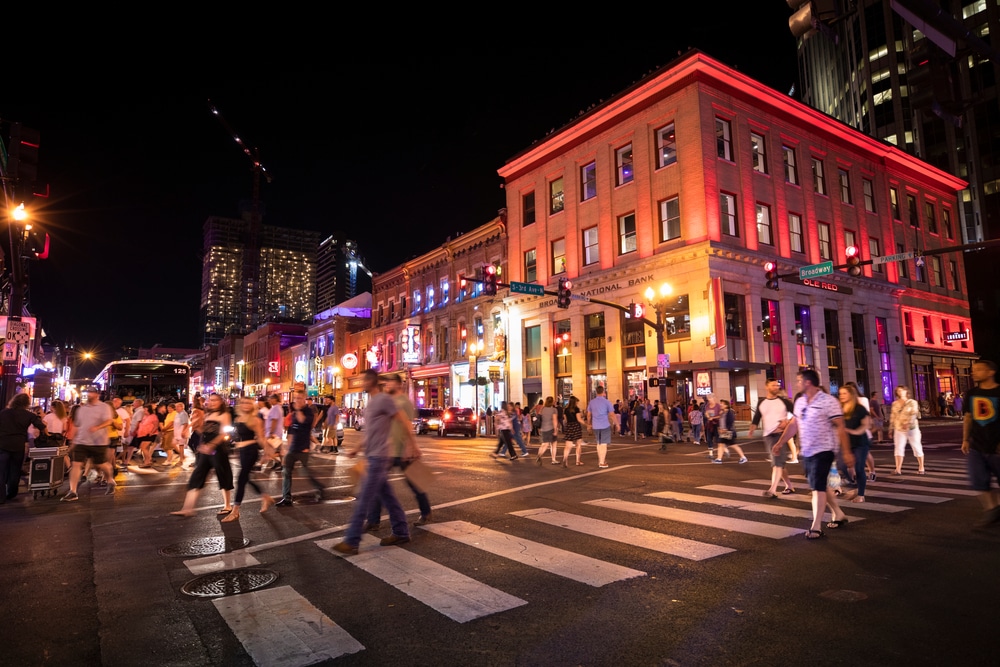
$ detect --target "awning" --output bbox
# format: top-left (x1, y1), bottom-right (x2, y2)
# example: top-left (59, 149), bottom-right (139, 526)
top-left (410, 363), bottom-right (451, 380)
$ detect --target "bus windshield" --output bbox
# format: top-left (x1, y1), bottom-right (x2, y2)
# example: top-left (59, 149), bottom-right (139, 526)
top-left (96, 361), bottom-right (190, 405)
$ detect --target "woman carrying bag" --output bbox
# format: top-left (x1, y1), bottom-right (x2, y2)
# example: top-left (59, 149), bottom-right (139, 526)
top-left (713, 399), bottom-right (748, 464)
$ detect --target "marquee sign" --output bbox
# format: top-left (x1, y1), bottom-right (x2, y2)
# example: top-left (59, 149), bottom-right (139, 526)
top-left (341, 352), bottom-right (359, 370)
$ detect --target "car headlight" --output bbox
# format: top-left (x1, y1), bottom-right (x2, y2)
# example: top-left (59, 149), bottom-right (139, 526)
top-left (429, 419), bottom-right (440, 426)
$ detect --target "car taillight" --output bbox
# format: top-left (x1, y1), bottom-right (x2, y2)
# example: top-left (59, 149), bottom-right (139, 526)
top-left (444, 413), bottom-right (453, 421)
top-left (471, 414), bottom-right (477, 422)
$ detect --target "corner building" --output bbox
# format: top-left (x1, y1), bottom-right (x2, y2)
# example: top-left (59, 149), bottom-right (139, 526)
top-left (499, 51), bottom-right (972, 416)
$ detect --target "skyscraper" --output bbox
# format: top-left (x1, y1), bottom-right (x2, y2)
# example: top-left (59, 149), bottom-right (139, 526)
top-left (315, 236), bottom-right (372, 314)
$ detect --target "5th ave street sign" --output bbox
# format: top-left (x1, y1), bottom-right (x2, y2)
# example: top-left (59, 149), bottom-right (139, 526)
top-left (509, 281), bottom-right (544, 296)
top-left (799, 261), bottom-right (833, 280)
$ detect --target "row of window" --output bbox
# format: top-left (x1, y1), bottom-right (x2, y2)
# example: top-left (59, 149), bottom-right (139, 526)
top-left (902, 311), bottom-right (971, 349)
top-left (374, 266), bottom-right (504, 325)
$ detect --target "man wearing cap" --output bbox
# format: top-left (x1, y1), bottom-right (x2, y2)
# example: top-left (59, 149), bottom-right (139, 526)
top-left (61, 386), bottom-right (117, 501)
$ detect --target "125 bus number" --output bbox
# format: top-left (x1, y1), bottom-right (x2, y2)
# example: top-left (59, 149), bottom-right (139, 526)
top-left (174, 368), bottom-right (187, 374)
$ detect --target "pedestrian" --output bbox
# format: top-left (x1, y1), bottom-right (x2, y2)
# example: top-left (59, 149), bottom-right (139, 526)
top-left (771, 368), bottom-right (853, 539)
top-left (171, 393), bottom-right (234, 517)
top-left (110, 398), bottom-right (130, 472)
top-left (889, 385), bottom-right (925, 475)
top-left (322, 395), bottom-right (340, 453)
top-left (838, 384), bottom-right (871, 504)
top-left (61, 386), bottom-right (116, 502)
top-left (531, 399), bottom-right (544, 439)
top-left (586, 385), bottom-right (616, 468)
top-left (751, 379), bottom-right (797, 498)
top-left (633, 398), bottom-right (646, 439)
top-left (961, 360), bottom-right (1000, 527)
top-left (0, 393), bottom-right (47, 504)
top-left (521, 405), bottom-right (533, 446)
top-left (619, 400), bottom-right (630, 436)
top-left (688, 400), bottom-right (704, 444)
top-left (274, 390), bottom-right (325, 506)
top-left (535, 396), bottom-right (560, 464)
top-left (125, 398), bottom-right (145, 469)
top-left (713, 399), bottom-right (747, 463)
top-left (184, 395), bottom-right (205, 470)
top-left (704, 394), bottom-right (724, 459)
top-left (161, 402), bottom-right (181, 467)
top-left (333, 369), bottom-right (416, 554)
top-left (561, 395), bottom-right (586, 466)
top-left (492, 402), bottom-right (518, 460)
top-left (134, 403), bottom-right (160, 468)
top-left (643, 398), bottom-right (654, 438)
top-left (869, 391), bottom-right (885, 444)
top-left (844, 383), bottom-right (877, 485)
top-left (263, 394), bottom-right (285, 472)
top-left (93, 400), bottom-right (124, 485)
top-left (953, 392), bottom-right (963, 418)
top-left (510, 402), bottom-right (530, 457)
top-left (172, 402), bottom-right (190, 467)
top-left (221, 398), bottom-right (275, 522)
top-left (937, 392), bottom-right (948, 418)
top-left (43, 399), bottom-right (69, 447)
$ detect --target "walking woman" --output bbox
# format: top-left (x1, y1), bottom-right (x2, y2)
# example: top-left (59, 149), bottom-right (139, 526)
top-left (171, 393), bottom-right (234, 517)
top-left (535, 396), bottom-right (560, 464)
top-left (134, 406), bottom-right (161, 468)
top-left (713, 399), bottom-right (748, 463)
top-left (44, 400), bottom-right (70, 473)
top-left (688, 400), bottom-right (704, 444)
top-left (184, 395), bottom-right (205, 471)
top-left (561, 395), bottom-right (586, 466)
top-left (633, 399), bottom-right (646, 439)
top-left (222, 398), bottom-right (275, 522)
top-left (704, 394), bottom-right (724, 459)
top-left (491, 401), bottom-right (517, 461)
top-left (839, 384), bottom-right (872, 503)
top-left (889, 385), bottom-right (925, 475)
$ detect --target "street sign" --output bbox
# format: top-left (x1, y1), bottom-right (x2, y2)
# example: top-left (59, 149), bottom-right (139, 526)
top-left (509, 281), bottom-right (544, 296)
top-left (648, 378), bottom-right (660, 387)
top-left (657, 353), bottom-right (670, 369)
top-left (871, 251), bottom-right (914, 266)
top-left (799, 261), bottom-right (833, 280)
top-left (3, 342), bottom-right (16, 361)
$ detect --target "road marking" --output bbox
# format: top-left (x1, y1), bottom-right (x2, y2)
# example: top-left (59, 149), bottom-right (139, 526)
top-left (420, 520), bottom-right (646, 587)
top-left (316, 534), bottom-right (526, 623)
top-left (583, 498), bottom-right (804, 539)
top-left (185, 551), bottom-right (262, 575)
top-left (786, 475), bottom-right (978, 497)
top-left (697, 485), bottom-right (910, 513)
top-left (510, 508), bottom-right (735, 561)
top-left (742, 479), bottom-right (952, 503)
top-left (882, 474), bottom-right (970, 485)
top-left (646, 490), bottom-right (865, 523)
top-left (212, 585), bottom-right (364, 665)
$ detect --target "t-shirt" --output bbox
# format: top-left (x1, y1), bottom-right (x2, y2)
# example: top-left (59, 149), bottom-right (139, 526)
top-left (587, 395), bottom-right (615, 430)
top-left (115, 408), bottom-right (131, 436)
top-left (540, 406), bottom-right (558, 433)
top-left (43, 412), bottom-right (66, 435)
top-left (287, 405), bottom-right (314, 453)
top-left (793, 390), bottom-right (843, 457)
top-left (843, 404), bottom-right (870, 451)
top-left (390, 394), bottom-right (416, 457)
top-left (963, 385), bottom-right (1000, 454)
top-left (326, 404), bottom-right (340, 428)
top-left (688, 408), bottom-right (703, 426)
top-left (752, 396), bottom-right (794, 436)
top-left (129, 407), bottom-right (146, 435)
top-left (363, 391), bottom-right (399, 458)
top-left (266, 404), bottom-right (284, 438)
top-left (73, 401), bottom-right (114, 447)
top-left (173, 410), bottom-right (190, 439)
top-left (565, 406), bottom-right (581, 425)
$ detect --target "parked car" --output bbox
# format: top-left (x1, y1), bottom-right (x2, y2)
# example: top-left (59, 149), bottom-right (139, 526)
top-left (413, 408), bottom-right (444, 435)
top-left (438, 407), bottom-right (477, 438)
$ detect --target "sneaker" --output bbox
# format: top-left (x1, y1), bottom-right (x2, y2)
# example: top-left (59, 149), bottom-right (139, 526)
top-left (380, 533), bottom-right (411, 546)
top-left (332, 541), bottom-right (359, 555)
top-left (274, 498), bottom-right (294, 507)
top-left (105, 481), bottom-right (116, 495)
top-left (711, 459), bottom-right (723, 464)
top-left (738, 457), bottom-right (748, 464)
top-left (598, 463), bottom-right (609, 469)
top-left (788, 459), bottom-right (799, 464)
top-left (313, 490), bottom-right (324, 503)
top-left (60, 492), bottom-right (79, 502)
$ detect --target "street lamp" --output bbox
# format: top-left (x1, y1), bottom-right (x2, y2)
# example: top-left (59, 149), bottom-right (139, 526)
top-left (236, 359), bottom-right (245, 396)
top-left (644, 283), bottom-right (673, 412)
top-left (330, 365), bottom-right (341, 402)
top-left (469, 342), bottom-right (481, 427)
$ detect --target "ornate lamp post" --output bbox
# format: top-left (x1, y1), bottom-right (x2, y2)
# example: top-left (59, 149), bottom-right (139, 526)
top-left (644, 283), bottom-right (673, 410)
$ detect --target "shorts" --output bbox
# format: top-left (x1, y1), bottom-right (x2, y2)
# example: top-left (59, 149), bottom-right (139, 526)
top-left (764, 433), bottom-right (789, 468)
top-left (541, 430), bottom-right (555, 444)
top-left (109, 437), bottom-right (122, 453)
top-left (803, 450), bottom-right (835, 492)
top-left (966, 449), bottom-right (1000, 492)
top-left (592, 427), bottom-right (612, 445)
top-left (71, 445), bottom-right (108, 465)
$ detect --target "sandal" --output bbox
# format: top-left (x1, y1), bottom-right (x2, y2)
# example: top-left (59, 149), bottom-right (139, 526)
top-left (217, 507), bottom-right (233, 515)
top-left (827, 518), bottom-right (849, 529)
top-left (805, 529), bottom-right (825, 540)
top-left (781, 488), bottom-right (795, 495)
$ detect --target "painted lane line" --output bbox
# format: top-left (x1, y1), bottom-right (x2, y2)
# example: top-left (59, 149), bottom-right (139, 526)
top-left (316, 534), bottom-right (526, 623)
top-left (185, 551), bottom-right (262, 575)
top-left (583, 498), bottom-right (804, 539)
top-left (646, 490), bottom-right (864, 523)
top-left (785, 475), bottom-right (978, 497)
top-left (883, 474), bottom-right (971, 485)
top-left (697, 485), bottom-right (910, 513)
top-left (419, 520), bottom-right (646, 587)
top-left (510, 508), bottom-right (735, 561)
top-left (212, 585), bottom-right (364, 665)
top-left (741, 479), bottom-right (952, 503)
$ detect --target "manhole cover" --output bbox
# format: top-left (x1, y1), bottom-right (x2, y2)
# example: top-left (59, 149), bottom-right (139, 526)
top-left (158, 536), bottom-right (251, 557)
top-left (820, 589), bottom-right (868, 603)
top-left (181, 568), bottom-right (279, 598)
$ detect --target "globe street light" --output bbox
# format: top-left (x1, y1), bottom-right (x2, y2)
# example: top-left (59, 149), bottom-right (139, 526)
top-left (644, 283), bottom-right (673, 414)
top-left (469, 342), bottom-right (482, 430)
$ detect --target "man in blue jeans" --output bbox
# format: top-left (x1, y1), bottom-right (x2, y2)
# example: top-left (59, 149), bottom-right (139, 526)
top-left (334, 370), bottom-right (416, 554)
top-left (510, 402), bottom-right (530, 457)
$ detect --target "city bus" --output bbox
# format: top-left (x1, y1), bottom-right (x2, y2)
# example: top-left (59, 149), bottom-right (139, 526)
top-left (93, 359), bottom-right (191, 406)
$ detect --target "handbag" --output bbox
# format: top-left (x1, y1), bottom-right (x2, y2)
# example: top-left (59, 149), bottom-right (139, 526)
top-left (719, 429), bottom-right (734, 440)
top-left (348, 457), bottom-right (367, 494)
top-left (402, 457), bottom-right (435, 494)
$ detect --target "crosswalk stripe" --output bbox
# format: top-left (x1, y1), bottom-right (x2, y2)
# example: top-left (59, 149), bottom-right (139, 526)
top-left (646, 490), bottom-right (865, 523)
top-left (698, 485), bottom-right (911, 512)
top-left (419, 520), bottom-right (646, 587)
top-left (786, 475), bottom-right (978, 496)
top-left (185, 551), bottom-right (262, 575)
top-left (316, 534), bottom-right (526, 623)
top-left (212, 585), bottom-right (364, 665)
top-left (741, 479), bottom-right (951, 503)
top-left (510, 508), bottom-right (735, 561)
top-left (881, 474), bottom-right (970, 485)
top-left (583, 498), bottom-right (804, 539)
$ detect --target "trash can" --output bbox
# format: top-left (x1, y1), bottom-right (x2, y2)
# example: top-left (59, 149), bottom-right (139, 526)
top-left (28, 446), bottom-right (68, 499)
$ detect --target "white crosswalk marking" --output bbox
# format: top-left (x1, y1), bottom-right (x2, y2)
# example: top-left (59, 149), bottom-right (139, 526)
top-left (420, 520), bottom-right (646, 586)
top-left (698, 485), bottom-right (911, 512)
top-left (584, 498), bottom-right (804, 539)
top-left (213, 585), bottom-right (364, 665)
top-left (880, 474), bottom-right (970, 485)
top-left (510, 508), bottom-right (735, 561)
top-left (316, 534), bottom-right (526, 622)
top-left (646, 490), bottom-right (865, 523)
top-left (741, 479), bottom-right (952, 503)
top-left (786, 475), bottom-right (979, 497)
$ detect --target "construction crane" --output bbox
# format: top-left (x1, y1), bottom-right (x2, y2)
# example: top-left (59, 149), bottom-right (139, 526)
top-left (208, 99), bottom-right (272, 209)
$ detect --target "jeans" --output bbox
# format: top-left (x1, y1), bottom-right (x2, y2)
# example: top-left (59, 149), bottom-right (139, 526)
top-left (282, 450), bottom-right (323, 500)
top-left (691, 424), bottom-right (703, 443)
top-left (706, 427), bottom-right (719, 451)
top-left (367, 457), bottom-right (431, 523)
top-left (511, 426), bottom-right (529, 455)
top-left (0, 448), bottom-right (25, 502)
top-left (234, 445), bottom-right (263, 505)
top-left (671, 422), bottom-right (682, 442)
top-left (851, 444), bottom-right (870, 497)
top-left (345, 456), bottom-right (409, 546)
top-left (495, 430), bottom-right (515, 457)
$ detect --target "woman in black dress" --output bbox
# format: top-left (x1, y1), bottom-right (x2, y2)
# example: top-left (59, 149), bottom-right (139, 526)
top-left (560, 396), bottom-right (585, 467)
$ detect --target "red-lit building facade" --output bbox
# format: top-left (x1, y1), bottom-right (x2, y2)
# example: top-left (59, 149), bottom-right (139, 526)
top-left (498, 51), bottom-right (973, 416)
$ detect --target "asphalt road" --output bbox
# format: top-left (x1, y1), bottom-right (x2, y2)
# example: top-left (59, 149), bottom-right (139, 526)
top-left (1, 419), bottom-right (995, 667)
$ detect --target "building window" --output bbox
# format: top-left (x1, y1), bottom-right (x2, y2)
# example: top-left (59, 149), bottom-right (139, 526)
top-left (716, 118), bottom-right (733, 161)
top-left (897, 243), bottom-right (908, 278)
top-left (838, 168), bottom-right (852, 204)
top-left (851, 313), bottom-right (869, 394)
top-left (925, 201), bottom-right (937, 234)
top-left (812, 157), bottom-right (826, 195)
top-left (524, 249), bottom-right (537, 283)
top-left (659, 196), bottom-right (681, 242)
top-left (656, 123), bottom-right (677, 168)
top-left (724, 293), bottom-right (749, 361)
top-left (825, 309), bottom-right (843, 393)
top-left (890, 187), bottom-right (901, 220)
top-left (904, 311), bottom-right (915, 342)
top-left (761, 298), bottom-right (784, 384)
top-left (377, 303), bottom-right (384, 325)
top-left (585, 313), bottom-right (607, 372)
top-left (942, 208), bottom-right (953, 239)
top-left (876, 317), bottom-right (893, 404)
top-left (931, 256), bottom-right (943, 286)
top-left (863, 178), bottom-right (876, 213)
top-left (845, 229), bottom-right (857, 257)
top-left (524, 325), bottom-right (541, 378)
top-left (581, 161), bottom-right (597, 201)
top-left (794, 303), bottom-right (814, 369)
top-left (523, 191), bottom-right (536, 226)
top-left (720, 193), bottom-right (739, 237)
top-left (388, 299), bottom-right (396, 320)
top-left (412, 289), bottom-right (420, 315)
top-left (425, 285), bottom-right (435, 311)
top-left (756, 203), bottom-right (773, 245)
top-left (616, 144), bottom-right (633, 186)
top-left (549, 177), bottom-right (564, 215)
top-left (583, 227), bottom-right (599, 266)
top-left (922, 315), bottom-right (934, 344)
top-left (751, 132), bottom-right (767, 174)
top-left (459, 324), bottom-right (468, 357)
top-left (789, 213), bottom-right (804, 253)
top-left (664, 294), bottom-right (691, 341)
top-left (618, 213), bottom-right (637, 254)
top-left (908, 194), bottom-right (919, 227)
top-left (818, 222), bottom-right (832, 260)
top-left (870, 237), bottom-right (882, 273)
top-left (949, 260), bottom-right (960, 292)
top-left (552, 238), bottom-right (566, 275)
top-left (554, 320), bottom-right (572, 375)
top-left (783, 145), bottom-right (798, 184)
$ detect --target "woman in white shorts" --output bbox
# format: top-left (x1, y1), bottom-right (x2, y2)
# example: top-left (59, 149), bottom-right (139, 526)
top-left (889, 385), bottom-right (924, 475)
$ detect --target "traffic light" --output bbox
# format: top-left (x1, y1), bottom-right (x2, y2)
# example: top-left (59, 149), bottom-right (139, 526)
top-left (6, 122), bottom-right (40, 187)
top-left (557, 277), bottom-right (572, 309)
top-left (764, 261), bottom-right (779, 290)
top-left (483, 265), bottom-right (498, 296)
top-left (846, 245), bottom-right (861, 276)
top-left (628, 302), bottom-right (645, 319)
top-left (24, 226), bottom-right (49, 260)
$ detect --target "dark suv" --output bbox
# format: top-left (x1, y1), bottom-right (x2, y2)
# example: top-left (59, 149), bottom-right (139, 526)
top-left (413, 408), bottom-right (444, 435)
top-left (438, 407), bottom-right (478, 438)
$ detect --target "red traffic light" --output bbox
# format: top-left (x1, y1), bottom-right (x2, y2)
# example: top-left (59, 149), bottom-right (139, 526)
top-left (764, 261), bottom-right (776, 272)
top-left (485, 265), bottom-right (496, 276)
top-left (845, 245), bottom-right (859, 258)
top-left (563, 280), bottom-right (572, 290)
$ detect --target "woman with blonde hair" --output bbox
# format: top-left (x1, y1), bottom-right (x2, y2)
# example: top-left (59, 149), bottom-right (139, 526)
top-left (838, 384), bottom-right (872, 503)
top-left (889, 385), bottom-right (925, 475)
top-left (222, 397), bottom-right (275, 522)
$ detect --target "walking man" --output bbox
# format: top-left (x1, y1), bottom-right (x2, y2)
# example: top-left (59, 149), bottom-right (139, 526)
top-left (334, 370), bottom-right (415, 554)
top-left (173, 402), bottom-right (190, 466)
top-left (323, 395), bottom-right (340, 453)
top-left (274, 391), bottom-right (325, 507)
top-left (586, 385), bottom-right (616, 468)
top-left (125, 398), bottom-right (145, 468)
top-left (264, 394), bottom-right (284, 471)
top-left (961, 360), bottom-right (1000, 528)
top-left (62, 385), bottom-right (117, 501)
top-left (750, 379), bottom-right (797, 498)
top-left (771, 369), bottom-right (852, 539)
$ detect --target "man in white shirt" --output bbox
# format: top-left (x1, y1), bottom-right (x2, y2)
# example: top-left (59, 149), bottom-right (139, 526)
top-left (112, 398), bottom-right (131, 471)
top-left (172, 402), bottom-right (190, 466)
top-left (750, 379), bottom-right (796, 498)
top-left (264, 394), bottom-right (285, 471)
top-left (124, 398), bottom-right (145, 469)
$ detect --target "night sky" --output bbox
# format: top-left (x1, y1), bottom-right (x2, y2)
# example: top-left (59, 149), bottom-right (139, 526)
top-left (3, 11), bottom-right (798, 365)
